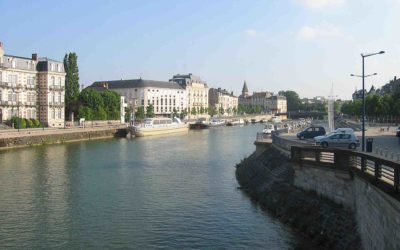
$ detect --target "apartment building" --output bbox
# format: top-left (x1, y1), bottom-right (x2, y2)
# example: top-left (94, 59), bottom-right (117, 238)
top-left (0, 42), bottom-right (65, 127)
top-left (238, 80), bottom-right (287, 114)
top-left (170, 74), bottom-right (209, 117)
top-left (208, 87), bottom-right (238, 116)
top-left (266, 95), bottom-right (287, 114)
top-left (89, 79), bottom-right (187, 116)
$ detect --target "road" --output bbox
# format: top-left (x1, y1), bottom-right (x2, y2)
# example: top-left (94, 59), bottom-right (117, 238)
top-left (283, 126), bottom-right (400, 162)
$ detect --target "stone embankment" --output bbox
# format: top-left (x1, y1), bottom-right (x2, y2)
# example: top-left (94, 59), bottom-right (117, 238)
top-left (235, 144), bottom-right (361, 249)
top-left (0, 128), bottom-right (128, 149)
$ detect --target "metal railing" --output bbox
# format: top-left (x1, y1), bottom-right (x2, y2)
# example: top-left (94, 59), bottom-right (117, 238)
top-left (49, 85), bottom-right (65, 91)
top-left (291, 145), bottom-right (400, 194)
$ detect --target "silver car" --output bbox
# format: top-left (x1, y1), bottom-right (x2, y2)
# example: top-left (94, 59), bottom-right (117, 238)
top-left (314, 133), bottom-right (360, 149)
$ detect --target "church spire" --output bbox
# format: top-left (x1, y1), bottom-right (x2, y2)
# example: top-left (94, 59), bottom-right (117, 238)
top-left (242, 80), bottom-right (249, 96)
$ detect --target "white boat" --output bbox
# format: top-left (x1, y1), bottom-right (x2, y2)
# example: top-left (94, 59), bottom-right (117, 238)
top-left (209, 118), bottom-right (225, 127)
top-left (262, 123), bottom-right (275, 135)
top-left (134, 117), bottom-right (188, 137)
top-left (271, 116), bottom-right (281, 123)
top-left (226, 118), bottom-right (245, 126)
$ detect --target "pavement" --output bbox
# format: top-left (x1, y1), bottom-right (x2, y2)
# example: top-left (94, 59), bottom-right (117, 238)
top-left (283, 126), bottom-right (400, 162)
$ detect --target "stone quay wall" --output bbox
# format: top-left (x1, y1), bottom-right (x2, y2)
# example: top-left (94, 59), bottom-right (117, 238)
top-left (236, 145), bottom-right (361, 249)
top-left (0, 128), bottom-right (128, 149)
top-left (269, 135), bottom-right (400, 250)
top-left (353, 176), bottom-right (400, 250)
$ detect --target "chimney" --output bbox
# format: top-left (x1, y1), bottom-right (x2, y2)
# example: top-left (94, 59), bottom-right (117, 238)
top-left (395, 76), bottom-right (397, 81)
top-left (32, 53), bottom-right (38, 61)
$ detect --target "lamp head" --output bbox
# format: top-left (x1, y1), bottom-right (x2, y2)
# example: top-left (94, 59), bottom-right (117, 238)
top-left (379, 51), bottom-right (385, 54)
top-left (373, 73), bottom-right (378, 75)
top-left (350, 74), bottom-right (354, 76)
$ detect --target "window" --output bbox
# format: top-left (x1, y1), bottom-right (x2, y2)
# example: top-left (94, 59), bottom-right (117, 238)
top-left (11, 60), bottom-right (16, 68)
top-left (58, 109), bottom-right (62, 119)
top-left (58, 93), bottom-right (62, 103)
top-left (341, 134), bottom-right (351, 139)
top-left (51, 77), bottom-right (55, 86)
top-left (51, 63), bottom-right (55, 71)
top-left (315, 128), bottom-right (320, 132)
top-left (0, 90), bottom-right (2, 101)
top-left (57, 64), bottom-right (61, 72)
top-left (51, 109), bottom-right (55, 119)
top-left (58, 77), bottom-right (62, 86)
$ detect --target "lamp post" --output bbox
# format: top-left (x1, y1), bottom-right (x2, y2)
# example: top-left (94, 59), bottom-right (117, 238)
top-left (352, 50), bottom-right (385, 151)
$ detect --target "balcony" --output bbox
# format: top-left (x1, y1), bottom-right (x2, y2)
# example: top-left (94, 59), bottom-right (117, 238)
top-left (26, 84), bottom-right (36, 90)
top-left (49, 102), bottom-right (64, 107)
top-left (0, 81), bottom-right (8, 87)
top-left (49, 85), bottom-right (65, 91)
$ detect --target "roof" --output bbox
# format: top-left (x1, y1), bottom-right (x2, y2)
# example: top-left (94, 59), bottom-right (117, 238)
top-left (4, 54), bottom-right (34, 61)
top-left (91, 79), bottom-right (185, 90)
top-left (242, 81), bottom-right (249, 93)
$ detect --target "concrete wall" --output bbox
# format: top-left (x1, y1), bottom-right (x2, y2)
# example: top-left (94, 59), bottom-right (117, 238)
top-left (353, 176), bottom-right (400, 250)
top-left (292, 162), bottom-right (400, 250)
top-left (294, 166), bottom-right (355, 209)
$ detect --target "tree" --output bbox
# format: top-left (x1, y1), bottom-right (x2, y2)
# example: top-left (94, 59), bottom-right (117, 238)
top-left (101, 90), bottom-right (120, 120)
top-left (146, 104), bottom-right (155, 118)
top-left (172, 107), bottom-right (178, 118)
top-left (135, 106), bottom-right (145, 119)
top-left (191, 107), bottom-right (197, 115)
top-left (279, 90), bottom-right (302, 111)
top-left (218, 106), bottom-right (224, 116)
top-left (64, 53), bottom-right (80, 119)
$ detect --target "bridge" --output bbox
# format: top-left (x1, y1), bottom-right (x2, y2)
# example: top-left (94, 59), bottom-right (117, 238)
top-left (254, 132), bottom-right (400, 250)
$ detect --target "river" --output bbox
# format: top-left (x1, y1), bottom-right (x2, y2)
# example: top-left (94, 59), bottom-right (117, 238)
top-left (0, 124), bottom-right (296, 249)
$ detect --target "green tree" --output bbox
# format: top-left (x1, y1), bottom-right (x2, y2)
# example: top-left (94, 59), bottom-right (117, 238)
top-left (279, 90), bottom-right (302, 111)
top-left (100, 90), bottom-right (120, 120)
top-left (172, 107), bottom-right (178, 118)
top-left (135, 106), bottom-right (145, 119)
top-left (218, 106), bottom-right (224, 115)
top-left (146, 104), bottom-right (155, 118)
top-left (64, 52), bottom-right (80, 119)
top-left (191, 107), bottom-right (197, 115)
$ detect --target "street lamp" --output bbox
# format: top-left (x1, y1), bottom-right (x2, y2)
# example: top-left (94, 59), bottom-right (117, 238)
top-left (353, 51), bottom-right (385, 151)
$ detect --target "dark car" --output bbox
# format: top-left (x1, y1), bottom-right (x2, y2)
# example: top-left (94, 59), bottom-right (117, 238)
top-left (297, 126), bottom-right (326, 140)
top-left (397, 127), bottom-right (400, 137)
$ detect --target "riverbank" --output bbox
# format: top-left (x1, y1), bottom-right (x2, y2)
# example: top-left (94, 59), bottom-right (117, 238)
top-left (0, 126), bottom-right (128, 149)
top-left (235, 145), bottom-right (361, 249)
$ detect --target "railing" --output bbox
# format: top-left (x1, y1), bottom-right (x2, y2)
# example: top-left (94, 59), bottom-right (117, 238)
top-left (49, 85), bottom-right (65, 91)
top-left (291, 145), bottom-right (400, 194)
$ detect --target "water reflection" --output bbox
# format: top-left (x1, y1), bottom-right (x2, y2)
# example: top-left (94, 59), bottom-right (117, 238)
top-left (0, 125), bottom-right (295, 249)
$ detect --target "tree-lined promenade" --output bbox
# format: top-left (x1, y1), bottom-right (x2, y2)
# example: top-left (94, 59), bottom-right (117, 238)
top-left (341, 92), bottom-right (400, 121)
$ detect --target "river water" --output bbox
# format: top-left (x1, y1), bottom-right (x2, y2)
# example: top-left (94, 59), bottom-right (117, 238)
top-left (0, 124), bottom-right (295, 249)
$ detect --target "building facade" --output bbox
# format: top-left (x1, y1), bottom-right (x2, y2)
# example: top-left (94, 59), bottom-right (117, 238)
top-left (170, 74), bottom-right (209, 117)
top-left (208, 88), bottom-right (238, 116)
top-left (0, 42), bottom-right (65, 127)
top-left (89, 79), bottom-right (187, 117)
top-left (37, 58), bottom-right (66, 127)
top-left (266, 95), bottom-right (287, 114)
top-left (238, 81), bottom-right (287, 114)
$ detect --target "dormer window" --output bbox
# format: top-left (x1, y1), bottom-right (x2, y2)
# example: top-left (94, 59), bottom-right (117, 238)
top-left (11, 60), bottom-right (16, 68)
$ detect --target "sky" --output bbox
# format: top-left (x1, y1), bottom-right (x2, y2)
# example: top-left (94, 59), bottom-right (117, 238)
top-left (1, 0), bottom-right (400, 100)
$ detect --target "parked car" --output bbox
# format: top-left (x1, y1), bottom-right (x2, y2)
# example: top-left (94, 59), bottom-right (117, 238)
top-left (297, 126), bottom-right (326, 140)
top-left (314, 133), bottom-right (360, 149)
top-left (397, 127), bottom-right (400, 137)
top-left (332, 127), bottom-right (355, 135)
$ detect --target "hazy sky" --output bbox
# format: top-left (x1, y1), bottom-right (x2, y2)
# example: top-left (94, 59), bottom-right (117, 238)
top-left (1, 0), bottom-right (399, 99)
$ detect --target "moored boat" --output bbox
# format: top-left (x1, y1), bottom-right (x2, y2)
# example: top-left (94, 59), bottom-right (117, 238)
top-left (226, 118), bottom-right (245, 126)
top-left (134, 117), bottom-right (188, 137)
top-left (209, 118), bottom-right (225, 127)
top-left (189, 118), bottom-right (209, 129)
